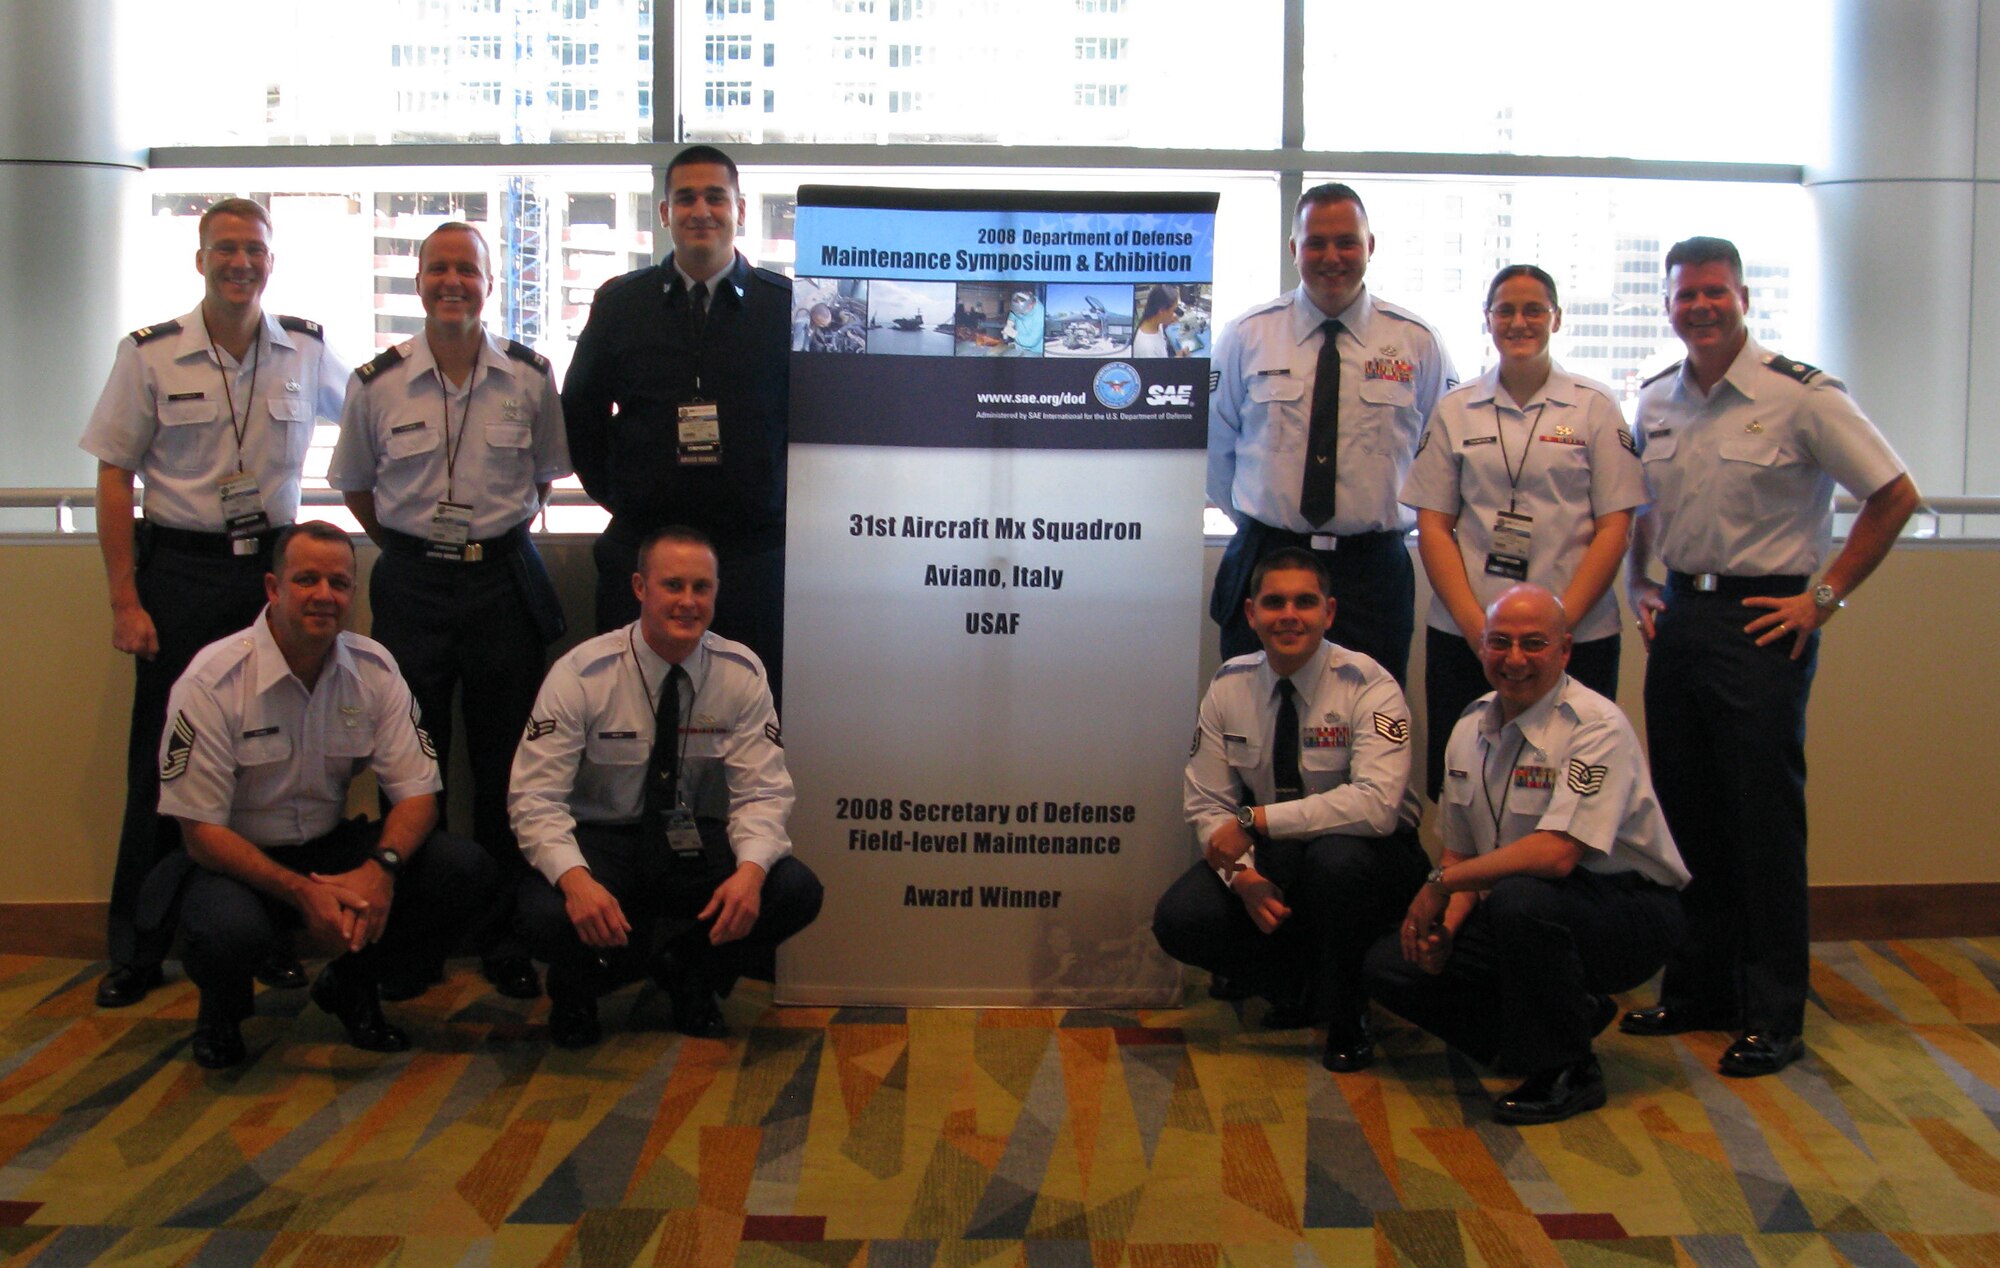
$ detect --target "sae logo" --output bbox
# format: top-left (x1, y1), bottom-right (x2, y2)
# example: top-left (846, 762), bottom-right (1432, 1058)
top-left (1092, 361), bottom-right (1142, 410)
top-left (1146, 383), bottom-right (1194, 406)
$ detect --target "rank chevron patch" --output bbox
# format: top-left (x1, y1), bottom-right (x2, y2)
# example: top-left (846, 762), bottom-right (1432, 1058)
top-left (161, 710), bottom-right (195, 781)
top-left (525, 717), bottom-right (557, 741)
top-left (1567, 758), bottom-right (1608, 796)
top-left (1372, 713), bottom-right (1410, 744)
top-left (412, 699), bottom-right (437, 761)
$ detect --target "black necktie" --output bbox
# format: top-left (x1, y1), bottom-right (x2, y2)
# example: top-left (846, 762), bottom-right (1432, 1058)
top-left (1300, 318), bottom-right (1342, 527)
top-left (689, 282), bottom-right (709, 343)
top-left (1273, 678), bottom-right (1302, 802)
top-left (642, 664), bottom-right (690, 858)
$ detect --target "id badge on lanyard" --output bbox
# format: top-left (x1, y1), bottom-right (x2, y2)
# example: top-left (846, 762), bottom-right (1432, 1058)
top-left (1484, 510), bottom-right (1533, 580)
top-left (218, 472), bottom-right (269, 555)
top-left (665, 806), bottom-right (705, 861)
top-left (678, 400), bottom-right (721, 467)
top-left (426, 500), bottom-right (477, 561)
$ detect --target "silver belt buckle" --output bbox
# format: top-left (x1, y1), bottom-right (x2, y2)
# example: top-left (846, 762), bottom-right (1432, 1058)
top-left (1308, 534), bottom-right (1339, 551)
top-left (232, 537), bottom-right (258, 557)
top-left (463, 542), bottom-right (483, 563)
top-left (1692, 573), bottom-right (1720, 592)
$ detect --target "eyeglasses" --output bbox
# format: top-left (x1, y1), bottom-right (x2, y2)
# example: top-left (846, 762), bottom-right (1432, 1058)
top-left (1486, 304), bottom-right (1554, 322)
top-left (1481, 633), bottom-right (1554, 654)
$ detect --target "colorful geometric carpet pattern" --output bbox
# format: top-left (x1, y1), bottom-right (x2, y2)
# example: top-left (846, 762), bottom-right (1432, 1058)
top-left (4, 940), bottom-right (2000, 1264)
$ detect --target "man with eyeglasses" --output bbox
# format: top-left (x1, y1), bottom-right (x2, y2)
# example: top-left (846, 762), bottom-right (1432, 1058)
top-left (80, 197), bottom-right (347, 1009)
top-left (1364, 584), bottom-right (1687, 1124)
top-left (1617, 236), bottom-right (1919, 1078)
top-left (1208, 182), bottom-right (1458, 685)
top-left (562, 144), bottom-right (794, 708)
top-left (328, 222), bottom-right (571, 1003)
top-left (1156, 546), bottom-right (1427, 1073)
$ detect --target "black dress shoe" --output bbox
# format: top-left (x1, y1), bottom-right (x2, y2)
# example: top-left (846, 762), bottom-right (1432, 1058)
top-left (548, 997), bottom-right (602, 1050)
top-left (1718, 1032), bottom-right (1804, 1078)
top-left (482, 956), bottom-right (543, 1001)
top-left (1207, 974), bottom-right (1253, 1002)
top-left (95, 964), bottom-right (163, 1009)
top-left (191, 992), bottom-right (249, 1069)
top-left (1321, 1017), bottom-right (1374, 1073)
top-left (311, 963), bottom-right (411, 1053)
top-left (1619, 1003), bottom-right (1733, 1037)
top-left (378, 964), bottom-right (445, 1003)
top-left (254, 953), bottom-right (308, 990)
top-left (656, 954), bottom-right (726, 1039)
top-left (1588, 995), bottom-right (1618, 1038)
top-left (1493, 1056), bottom-right (1607, 1124)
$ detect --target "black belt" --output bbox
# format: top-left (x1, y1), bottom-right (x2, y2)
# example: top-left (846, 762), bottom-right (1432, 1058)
top-left (1253, 524), bottom-right (1405, 554)
top-left (375, 520), bottom-right (529, 563)
top-left (1666, 571), bottom-right (1806, 600)
top-left (141, 521), bottom-right (283, 558)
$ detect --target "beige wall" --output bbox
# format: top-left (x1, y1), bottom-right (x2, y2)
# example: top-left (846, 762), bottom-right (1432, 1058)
top-left (2, 536), bottom-right (1988, 903)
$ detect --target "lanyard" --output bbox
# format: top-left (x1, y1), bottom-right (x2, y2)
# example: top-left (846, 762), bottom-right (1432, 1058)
top-left (1480, 729), bottom-right (1530, 844)
top-left (1490, 398), bottom-right (1546, 514)
top-left (203, 315), bottom-right (263, 474)
top-left (438, 349), bottom-right (479, 502)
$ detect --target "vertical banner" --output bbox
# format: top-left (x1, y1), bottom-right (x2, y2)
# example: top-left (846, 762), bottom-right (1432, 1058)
top-left (776, 188), bottom-right (1217, 1007)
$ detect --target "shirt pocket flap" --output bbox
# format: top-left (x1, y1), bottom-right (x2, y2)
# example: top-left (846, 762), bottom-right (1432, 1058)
top-left (386, 425), bottom-right (441, 460)
top-left (267, 396), bottom-right (310, 423)
top-left (234, 730), bottom-right (292, 767)
top-left (1222, 732), bottom-right (1264, 771)
top-left (1300, 743), bottom-right (1351, 772)
top-left (1247, 374), bottom-right (1304, 405)
top-left (325, 717), bottom-right (376, 759)
top-left (1638, 426), bottom-right (1678, 462)
top-left (585, 730), bottom-right (650, 765)
top-left (1718, 431), bottom-right (1781, 466)
top-left (485, 422), bottom-right (532, 450)
top-left (160, 398), bottom-right (220, 427)
top-left (1357, 379), bottom-right (1415, 409)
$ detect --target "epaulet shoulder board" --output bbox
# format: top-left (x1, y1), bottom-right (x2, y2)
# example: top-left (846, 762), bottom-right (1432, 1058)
top-left (1762, 352), bottom-right (1822, 385)
top-left (505, 340), bottom-right (552, 374)
top-left (355, 344), bottom-right (408, 383)
top-left (750, 265), bottom-right (791, 289)
top-left (1641, 360), bottom-right (1681, 388)
top-left (277, 315), bottom-right (325, 340)
top-left (130, 319), bottom-right (182, 345)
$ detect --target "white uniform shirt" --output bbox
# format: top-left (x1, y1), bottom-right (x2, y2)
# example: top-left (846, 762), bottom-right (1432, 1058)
top-left (80, 306), bottom-right (348, 532)
top-left (1439, 676), bottom-right (1689, 888)
top-left (157, 612), bottom-right (441, 847)
top-left (1184, 639), bottom-right (1421, 876)
top-left (1208, 287), bottom-right (1458, 535)
top-left (326, 328), bottom-right (571, 539)
top-left (1400, 363), bottom-right (1647, 642)
top-left (1634, 337), bottom-right (1906, 577)
top-left (510, 626), bottom-right (794, 885)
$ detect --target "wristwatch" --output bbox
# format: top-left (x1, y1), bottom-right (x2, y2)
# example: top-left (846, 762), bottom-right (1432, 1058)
top-left (1234, 806), bottom-right (1256, 832)
top-left (1425, 863), bottom-right (1449, 889)
top-left (369, 847), bottom-right (405, 877)
top-left (1811, 582), bottom-right (1845, 613)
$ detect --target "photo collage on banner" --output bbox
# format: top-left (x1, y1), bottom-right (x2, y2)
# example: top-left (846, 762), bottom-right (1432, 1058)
top-left (777, 188), bottom-right (1219, 1006)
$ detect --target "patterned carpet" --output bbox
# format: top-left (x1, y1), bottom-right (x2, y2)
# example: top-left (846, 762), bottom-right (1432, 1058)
top-left (4, 941), bottom-right (2000, 1265)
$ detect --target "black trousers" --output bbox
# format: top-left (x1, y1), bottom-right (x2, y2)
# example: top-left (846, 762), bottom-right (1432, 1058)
top-left (1364, 869), bottom-right (1685, 1075)
top-left (369, 545), bottom-right (548, 962)
top-left (110, 530), bottom-right (274, 970)
top-left (592, 529), bottom-right (786, 710)
top-left (1647, 578), bottom-right (1818, 1035)
top-left (1152, 827), bottom-right (1428, 1025)
top-left (517, 821), bottom-right (823, 1002)
top-left (178, 819), bottom-right (496, 1022)
top-left (1422, 628), bottom-right (1621, 800)
top-left (1212, 520), bottom-right (1415, 685)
